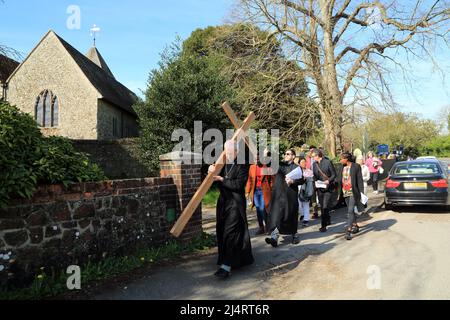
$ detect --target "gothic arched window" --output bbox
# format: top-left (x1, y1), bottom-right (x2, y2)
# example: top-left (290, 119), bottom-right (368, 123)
top-left (35, 90), bottom-right (59, 127)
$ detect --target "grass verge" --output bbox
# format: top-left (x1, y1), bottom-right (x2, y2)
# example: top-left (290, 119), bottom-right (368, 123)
top-left (202, 187), bottom-right (219, 207)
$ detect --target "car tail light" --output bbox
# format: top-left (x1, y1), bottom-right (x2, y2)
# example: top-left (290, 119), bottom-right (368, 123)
top-left (385, 179), bottom-right (401, 188)
top-left (431, 179), bottom-right (448, 188)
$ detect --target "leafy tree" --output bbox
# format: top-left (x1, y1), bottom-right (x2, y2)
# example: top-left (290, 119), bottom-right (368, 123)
top-left (422, 135), bottom-right (450, 157)
top-left (366, 112), bottom-right (440, 151)
top-left (35, 136), bottom-right (105, 185)
top-left (137, 24), bottom-right (317, 173)
top-left (183, 24), bottom-right (318, 147)
top-left (342, 109), bottom-right (441, 156)
top-left (135, 41), bottom-right (235, 174)
top-left (0, 101), bottom-right (106, 208)
top-left (0, 101), bottom-right (42, 206)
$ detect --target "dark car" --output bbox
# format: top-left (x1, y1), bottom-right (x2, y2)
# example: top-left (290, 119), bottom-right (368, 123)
top-left (385, 159), bottom-right (449, 208)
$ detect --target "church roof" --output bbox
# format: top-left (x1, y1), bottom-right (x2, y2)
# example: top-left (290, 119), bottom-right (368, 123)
top-left (86, 46), bottom-right (115, 79)
top-left (7, 30), bottom-right (138, 117)
top-left (54, 33), bottom-right (137, 116)
top-left (0, 54), bottom-right (19, 84)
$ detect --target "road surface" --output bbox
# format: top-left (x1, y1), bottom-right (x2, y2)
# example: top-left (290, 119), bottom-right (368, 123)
top-left (91, 193), bottom-right (450, 300)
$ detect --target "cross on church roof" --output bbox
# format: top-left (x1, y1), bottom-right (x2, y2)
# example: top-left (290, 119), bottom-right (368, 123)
top-left (90, 24), bottom-right (101, 47)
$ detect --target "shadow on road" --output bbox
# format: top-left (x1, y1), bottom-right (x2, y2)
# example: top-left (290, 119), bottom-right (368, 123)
top-left (92, 201), bottom-right (397, 300)
top-left (354, 219), bottom-right (397, 238)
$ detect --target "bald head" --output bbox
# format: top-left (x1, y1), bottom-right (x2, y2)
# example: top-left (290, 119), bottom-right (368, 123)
top-left (224, 140), bottom-right (239, 162)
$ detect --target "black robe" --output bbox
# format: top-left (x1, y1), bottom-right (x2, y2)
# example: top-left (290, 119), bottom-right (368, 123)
top-left (267, 161), bottom-right (304, 235)
top-left (215, 162), bottom-right (254, 269)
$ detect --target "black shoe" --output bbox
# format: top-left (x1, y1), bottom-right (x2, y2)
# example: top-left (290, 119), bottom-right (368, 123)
top-left (352, 225), bottom-right (360, 234)
top-left (300, 215), bottom-right (304, 221)
top-left (319, 227), bottom-right (327, 233)
top-left (345, 231), bottom-right (352, 241)
top-left (292, 235), bottom-right (300, 244)
top-left (265, 237), bottom-right (278, 247)
top-left (214, 268), bottom-right (230, 279)
top-left (302, 221), bottom-right (309, 227)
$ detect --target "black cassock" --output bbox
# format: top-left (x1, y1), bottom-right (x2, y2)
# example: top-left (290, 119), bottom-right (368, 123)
top-left (215, 162), bottom-right (254, 269)
top-left (267, 162), bottom-right (304, 235)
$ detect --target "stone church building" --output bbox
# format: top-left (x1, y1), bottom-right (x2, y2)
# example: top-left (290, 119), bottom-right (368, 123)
top-left (3, 30), bottom-right (139, 140)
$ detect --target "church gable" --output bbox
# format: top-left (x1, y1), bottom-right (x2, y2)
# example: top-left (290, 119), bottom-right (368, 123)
top-left (6, 31), bottom-right (100, 139)
top-left (6, 30), bottom-right (138, 140)
top-left (7, 30), bottom-right (102, 99)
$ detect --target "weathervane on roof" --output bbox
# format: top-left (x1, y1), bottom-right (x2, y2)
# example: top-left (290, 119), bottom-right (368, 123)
top-left (90, 24), bottom-right (101, 47)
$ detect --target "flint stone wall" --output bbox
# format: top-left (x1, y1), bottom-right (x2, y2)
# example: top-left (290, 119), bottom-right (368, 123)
top-left (0, 152), bottom-right (202, 286)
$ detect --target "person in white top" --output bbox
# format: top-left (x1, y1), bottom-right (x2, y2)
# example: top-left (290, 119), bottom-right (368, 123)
top-left (356, 155), bottom-right (370, 194)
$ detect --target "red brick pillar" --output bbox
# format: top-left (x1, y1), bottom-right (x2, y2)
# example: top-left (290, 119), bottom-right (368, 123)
top-left (159, 151), bottom-right (203, 241)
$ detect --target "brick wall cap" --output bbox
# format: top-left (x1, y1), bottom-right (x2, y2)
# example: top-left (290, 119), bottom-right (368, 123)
top-left (159, 151), bottom-right (202, 162)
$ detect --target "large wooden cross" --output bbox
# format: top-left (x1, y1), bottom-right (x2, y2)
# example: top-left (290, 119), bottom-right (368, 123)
top-left (170, 103), bottom-right (256, 237)
top-left (221, 102), bottom-right (258, 161)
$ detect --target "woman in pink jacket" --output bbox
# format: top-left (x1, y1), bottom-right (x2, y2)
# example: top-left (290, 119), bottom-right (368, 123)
top-left (365, 152), bottom-right (382, 194)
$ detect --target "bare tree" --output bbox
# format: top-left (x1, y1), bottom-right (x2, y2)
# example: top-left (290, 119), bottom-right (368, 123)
top-left (437, 104), bottom-right (450, 133)
top-left (235, 0), bottom-right (450, 157)
top-left (209, 24), bottom-right (320, 145)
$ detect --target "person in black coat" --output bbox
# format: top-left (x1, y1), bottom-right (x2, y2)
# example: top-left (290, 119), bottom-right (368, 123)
top-left (311, 149), bottom-right (337, 232)
top-left (339, 152), bottom-right (366, 240)
top-left (265, 149), bottom-right (305, 247)
top-left (209, 140), bottom-right (254, 279)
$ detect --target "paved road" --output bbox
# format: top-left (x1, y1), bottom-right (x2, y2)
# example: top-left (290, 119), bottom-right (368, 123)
top-left (94, 195), bottom-right (450, 300)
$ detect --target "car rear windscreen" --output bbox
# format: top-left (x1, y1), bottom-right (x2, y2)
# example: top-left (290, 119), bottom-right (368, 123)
top-left (393, 163), bottom-right (441, 175)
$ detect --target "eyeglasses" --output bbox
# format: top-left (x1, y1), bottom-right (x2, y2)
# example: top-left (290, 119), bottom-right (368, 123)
top-left (285, 153), bottom-right (293, 156)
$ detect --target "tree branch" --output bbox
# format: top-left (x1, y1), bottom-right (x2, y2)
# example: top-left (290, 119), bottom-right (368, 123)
top-left (278, 0), bottom-right (325, 27)
top-left (342, 32), bottom-right (416, 97)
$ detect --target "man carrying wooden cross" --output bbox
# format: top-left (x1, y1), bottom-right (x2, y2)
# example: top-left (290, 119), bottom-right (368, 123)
top-left (208, 140), bottom-right (254, 279)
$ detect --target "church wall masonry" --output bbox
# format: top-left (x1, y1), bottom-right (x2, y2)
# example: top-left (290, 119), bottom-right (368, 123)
top-left (97, 100), bottom-right (139, 140)
top-left (0, 152), bottom-right (202, 286)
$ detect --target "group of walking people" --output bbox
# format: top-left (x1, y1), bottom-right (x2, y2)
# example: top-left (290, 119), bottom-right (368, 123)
top-left (209, 141), bottom-right (379, 279)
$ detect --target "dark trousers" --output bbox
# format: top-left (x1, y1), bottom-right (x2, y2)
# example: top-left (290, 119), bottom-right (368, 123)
top-left (317, 190), bottom-right (332, 228)
top-left (310, 187), bottom-right (318, 214)
top-left (345, 196), bottom-right (357, 228)
top-left (370, 172), bottom-right (379, 191)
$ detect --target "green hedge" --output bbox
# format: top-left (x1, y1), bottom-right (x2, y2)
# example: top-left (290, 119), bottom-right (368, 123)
top-left (0, 101), bottom-right (106, 208)
top-left (422, 135), bottom-right (450, 158)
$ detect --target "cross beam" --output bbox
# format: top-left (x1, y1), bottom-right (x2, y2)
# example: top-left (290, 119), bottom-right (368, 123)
top-left (170, 111), bottom-right (256, 237)
top-left (221, 102), bottom-right (258, 163)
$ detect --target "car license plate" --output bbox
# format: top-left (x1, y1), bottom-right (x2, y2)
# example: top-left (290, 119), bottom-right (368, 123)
top-left (404, 182), bottom-right (427, 190)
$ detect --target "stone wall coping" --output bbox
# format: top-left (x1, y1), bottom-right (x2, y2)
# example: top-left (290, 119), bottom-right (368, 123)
top-left (159, 151), bottom-right (203, 162)
top-left (6, 177), bottom-right (173, 206)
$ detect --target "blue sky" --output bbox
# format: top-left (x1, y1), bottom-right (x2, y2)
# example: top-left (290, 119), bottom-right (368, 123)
top-left (1, 0), bottom-right (449, 121)
top-left (0, 0), bottom-right (231, 94)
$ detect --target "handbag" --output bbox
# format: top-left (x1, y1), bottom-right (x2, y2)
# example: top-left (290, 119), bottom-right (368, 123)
top-left (315, 162), bottom-right (337, 190)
